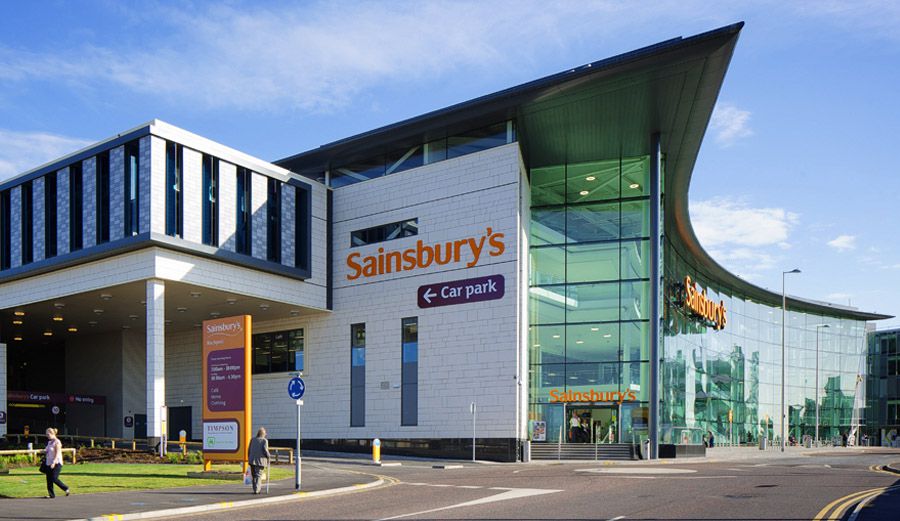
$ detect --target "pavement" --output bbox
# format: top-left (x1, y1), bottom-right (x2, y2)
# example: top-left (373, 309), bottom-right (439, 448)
top-left (0, 459), bottom-right (387, 521)
top-left (3, 447), bottom-right (899, 521)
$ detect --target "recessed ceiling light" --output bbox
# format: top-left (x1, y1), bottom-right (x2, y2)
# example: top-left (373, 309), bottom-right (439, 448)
top-left (88, 320), bottom-right (98, 326)
top-left (259, 303), bottom-right (270, 310)
top-left (603, 334), bottom-right (612, 338)
top-left (67, 327), bottom-right (78, 333)
top-left (14, 311), bottom-right (25, 317)
top-left (52, 315), bottom-right (64, 322)
top-left (190, 292), bottom-right (202, 298)
top-left (177, 307), bottom-right (188, 313)
top-left (164, 319), bottom-right (173, 325)
top-left (43, 330), bottom-right (53, 337)
top-left (129, 314), bottom-right (139, 320)
top-left (226, 298), bottom-right (238, 305)
top-left (100, 293), bottom-right (113, 300)
top-left (122, 325), bottom-right (131, 330)
top-left (579, 190), bottom-right (589, 196)
top-left (210, 311), bottom-right (221, 318)
top-left (12, 319), bottom-right (23, 325)
top-left (568, 376), bottom-right (578, 380)
top-left (575, 340), bottom-right (584, 344)
top-left (289, 310), bottom-right (301, 317)
top-left (93, 309), bottom-right (104, 315)
top-left (552, 334), bottom-right (561, 339)
top-left (547, 372), bottom-right (557, 377)
top-left (53, 302), bottom-right (66, 309)
top-left (13, 336), bottom-right (23, 341)
top-left (585, 176), bottom-right (596, 181)
top-left (629, 183), bottom-right (640, 189)
top-left (590, 327), bottom-right (599, 331)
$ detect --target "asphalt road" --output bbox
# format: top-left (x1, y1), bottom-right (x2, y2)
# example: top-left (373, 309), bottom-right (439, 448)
top-left (183, 451), bottom-right (900, 520)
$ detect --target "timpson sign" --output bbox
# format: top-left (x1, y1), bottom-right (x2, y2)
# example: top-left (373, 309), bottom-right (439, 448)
top-left (346, 227), bottom-right (505, 280)
top-left (678, 275), bottom-right (727, 330)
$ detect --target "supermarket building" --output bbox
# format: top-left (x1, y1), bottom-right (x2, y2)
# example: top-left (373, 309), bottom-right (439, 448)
top-left (0, 23), bottom-right (890, 460)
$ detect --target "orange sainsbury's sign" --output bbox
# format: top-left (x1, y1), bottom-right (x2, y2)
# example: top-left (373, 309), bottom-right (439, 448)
top-left (549, 389), bottom-right (638, 404)
top-left (682, 275), bottom-right (727, 330)
top-left (346, 227), bottom-right (505, 280)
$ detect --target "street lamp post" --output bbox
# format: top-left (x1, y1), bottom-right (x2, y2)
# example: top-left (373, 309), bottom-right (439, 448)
top-left (782, 268), bottom-right (801, 452)
top-left (815, 324), bottom-right (830, 446)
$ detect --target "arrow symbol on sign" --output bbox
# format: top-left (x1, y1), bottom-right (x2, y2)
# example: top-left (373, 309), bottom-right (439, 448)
top-left (422, 288), bottom-right (436, 304)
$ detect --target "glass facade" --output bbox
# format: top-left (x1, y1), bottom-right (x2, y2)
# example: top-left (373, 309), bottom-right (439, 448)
top-left (865, 329), bottom-right (900, 446)
top-left (528, 155), bottom-right (653, 444)
top-left (663, 243), bottom-right (868, 446)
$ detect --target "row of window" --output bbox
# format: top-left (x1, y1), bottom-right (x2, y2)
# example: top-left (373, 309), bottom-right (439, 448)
top-left (351, 218), bottom-right (418, 247)
top-left (252, 328), bottom-right (304, 374)
top-left (0, 145), bottom-right (135, 270)
top-left (329, 121), bottom-right (515, 188)
top-left (350, 319), bottom-right (419, 427)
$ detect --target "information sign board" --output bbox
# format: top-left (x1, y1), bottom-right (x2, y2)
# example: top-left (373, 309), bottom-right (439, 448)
top-left (202, 316), bottom-right (252, 464)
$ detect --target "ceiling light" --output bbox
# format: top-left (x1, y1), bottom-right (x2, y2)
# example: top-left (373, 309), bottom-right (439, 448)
top-left (88, 321), bottom-right (98, 326)
top-left (100, 293), bottom-right (112, 301)
top-left (67, 327), bottom-right (78, 333)
top-left (165, 319), bottom-right (173, 325)
top-left (575, 340), bottom-right (584, 344)
top-left (603, 334), bottom-right (612, 338)
top-left (533, 344), bottom-right (541, 348)
top-left (12, 319), bottom-right (23, 325)
top-left (177, 307), bottom-right (188, 313)
top-left (43, 330), bottom-right (53, 337)
top-left (259, 303), bottom-right (270, 310)
top-left (547, 372), bottom-right (557, 377)
top-left (569, 376), bottom-right (578, 380)
top-left (13, 311), bottom-right (25, 317)
top-left (52, 315), bottom-right (64, 322)
top-left (585, 176), bottom-right (596, 181)
top-left (53, 302), bottom-right (65, 309)
top-left (226, 298), bottom-right (238, 305)
top-left (210, 311), bottom-right (221, 318)
top-left (629, 183), bottom-right (641, 189)
top-left (552, 334), bottom-right (561, 339)
top-left (93, 309), bottom-right (104, 315)
top-left (129, 314), bottom-right (139, 320)
top-left (190, 291), bottom-right (202, 298)
top-left (289, 310), bottom-right (301, 317)
top-left (193, 323), bottom-right (202, 328)
top-left (140, 300), bottom-right (146, 305)
top-left (590, 327), bottom-right (599, 331)
top-left (122, 325), bottom-right (131, 330)
top-left (579, 190), bottom-right (589, 196)
top-left (13, 336), bottom-right (23, 341)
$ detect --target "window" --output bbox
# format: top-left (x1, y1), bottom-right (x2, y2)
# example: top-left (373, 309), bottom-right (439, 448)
top-left (97, 151), bottom-right (110, 243)
top-left (201, 155), bottom-right (218, 246)
top-left (21, 181), bottom-right (33, 264)
top-left (267, 178), bottom-right (281, 262)
top-left (44, 174), bottom-right (57, 258)
top-left (165, 141), bottom-right (183, 238)
top-left (401, 317), bottom-right (418, 426)
top-left (124, 141), bottom-right (140, 236)
top-left (0, 190), bottom-right (10, 269)
top-left (252, 328), bottom-right (304, 374)
top-left (236, 167), bottom-right (252, 254)
top-left (351, 219), bottom-right (418, 247)
top-left (295, 185), bottom-right (310, 271)
top-left (351, 323), bottom-right (366, 427)
top-left (69, 163), bottom-right (83, 251)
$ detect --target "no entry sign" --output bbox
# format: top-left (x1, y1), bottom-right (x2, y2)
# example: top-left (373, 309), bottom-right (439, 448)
top-left (417, 274), bottom-right (505, 309)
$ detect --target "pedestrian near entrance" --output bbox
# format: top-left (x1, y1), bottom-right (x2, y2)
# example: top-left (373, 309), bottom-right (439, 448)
top-left (707, 430), bottom-right (715, 448)
top-left (247, 427), bottom-right (271, 494)
top-left (43, 428), bottom-right (70, 498)
top-left (841, 431), bottom-right (848, 447)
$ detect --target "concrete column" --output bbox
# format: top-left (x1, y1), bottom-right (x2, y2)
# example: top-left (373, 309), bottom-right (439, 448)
top-left (649, 132), bottom-right (662, 459)
top-left (251, 172), bottom-right (268, 260)
top-left (0, 342), bottom-right (6, 437)
top-left (146, 279), bottom-right (166, 443)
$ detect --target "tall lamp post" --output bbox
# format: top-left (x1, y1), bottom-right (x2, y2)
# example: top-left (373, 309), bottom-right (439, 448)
top-left (815, 324), bottom-right (830, 446)
top-left (782, 268), bottom-right (801, 452)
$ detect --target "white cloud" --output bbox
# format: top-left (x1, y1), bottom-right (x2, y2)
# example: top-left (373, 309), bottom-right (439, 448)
top-left (0, 129), bottom-right (93, 181)
top-left (691, 197), bottom-right (798, 248)
top-left (710, 102), bottom-right (753, 146)
top-left (827, 234), bottom-right (856, 251)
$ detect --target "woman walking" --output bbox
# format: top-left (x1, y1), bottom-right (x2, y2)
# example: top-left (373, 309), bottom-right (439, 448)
top-left (44, 428), bottom-right (70, 498)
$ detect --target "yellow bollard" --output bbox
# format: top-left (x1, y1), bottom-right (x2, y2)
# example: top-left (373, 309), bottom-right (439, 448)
top-left (111, 439), bottom-right (116, 449)
top-left (372, 438), bottom-right (381, 464)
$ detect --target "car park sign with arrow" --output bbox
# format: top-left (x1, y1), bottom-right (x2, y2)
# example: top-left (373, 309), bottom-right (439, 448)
top-left (417, 274), bottom-right (505, 308)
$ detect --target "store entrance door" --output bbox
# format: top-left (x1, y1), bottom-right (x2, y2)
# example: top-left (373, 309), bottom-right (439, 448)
top-left (565, 404), bottom-right (620, 443)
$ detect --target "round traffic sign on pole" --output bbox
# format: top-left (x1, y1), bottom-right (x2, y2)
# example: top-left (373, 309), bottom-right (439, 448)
top-left (288, 377), bottom-right (306, 400)
top-left (51, 406), bottom-right (60, 415)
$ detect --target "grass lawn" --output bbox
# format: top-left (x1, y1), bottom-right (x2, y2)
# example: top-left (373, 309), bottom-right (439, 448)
top-left (0, 463), bottom-right (293, 498)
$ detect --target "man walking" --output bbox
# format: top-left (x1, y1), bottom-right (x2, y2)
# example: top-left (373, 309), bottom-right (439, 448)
top-left (247, 427), bottom-right (271, 494)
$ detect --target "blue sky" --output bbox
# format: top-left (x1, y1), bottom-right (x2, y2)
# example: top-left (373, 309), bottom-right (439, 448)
top-left (1, 1), bottom-right (898, 325)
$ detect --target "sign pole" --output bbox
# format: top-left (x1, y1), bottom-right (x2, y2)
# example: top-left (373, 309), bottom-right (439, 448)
top-left (295, 399), bottom-right (302, 490)
top-left (471, 401), bottom-right (476, 462)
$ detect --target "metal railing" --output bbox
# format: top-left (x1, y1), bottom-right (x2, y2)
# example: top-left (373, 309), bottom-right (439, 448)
top-left (0, 447), bottom-right (77, 464)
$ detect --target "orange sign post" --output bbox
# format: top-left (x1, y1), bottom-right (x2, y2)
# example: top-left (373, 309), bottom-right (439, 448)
top-left (201, 315), bottom-right (252, 471)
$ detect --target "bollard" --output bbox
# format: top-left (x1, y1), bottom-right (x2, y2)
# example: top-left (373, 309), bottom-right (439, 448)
top-left (132, 441), bottom-right (137, 451)
top-left (372, 438), bottom-right (381, 464)
top-left (111, 439), bottom-right (116, 449)
top-left (91, 439), bottom-right (95, 448)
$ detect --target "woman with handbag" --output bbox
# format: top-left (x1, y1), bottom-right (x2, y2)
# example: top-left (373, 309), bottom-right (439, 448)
top-left (43, 428), bottom-right (70, 498)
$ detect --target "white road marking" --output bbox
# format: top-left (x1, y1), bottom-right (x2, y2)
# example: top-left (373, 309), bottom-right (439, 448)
top-left (575, 467), bottom-right (696, 474)
top-left (458, 485), bottom-right (483, 489)
top-left (607, 516), bottom-right (626, 521)
top-left (377, 487), bottom-right (562, 520)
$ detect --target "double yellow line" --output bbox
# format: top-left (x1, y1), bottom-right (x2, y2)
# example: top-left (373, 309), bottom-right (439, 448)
top-left (813, 467), bottom-right (900, 521)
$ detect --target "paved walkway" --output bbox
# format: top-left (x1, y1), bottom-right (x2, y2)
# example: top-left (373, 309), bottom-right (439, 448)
top-left (0, 460), bottom-right (384, 521)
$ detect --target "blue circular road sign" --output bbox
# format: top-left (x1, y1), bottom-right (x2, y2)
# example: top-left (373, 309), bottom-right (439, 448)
top-left (288, 377), bottom-right (306, 400)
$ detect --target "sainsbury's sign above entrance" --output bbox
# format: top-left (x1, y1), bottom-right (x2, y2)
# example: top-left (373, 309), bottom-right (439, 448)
top-left (680, 275), bottom-right (727, 330)
top-left (346, 227), bottom-right (505, 280)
